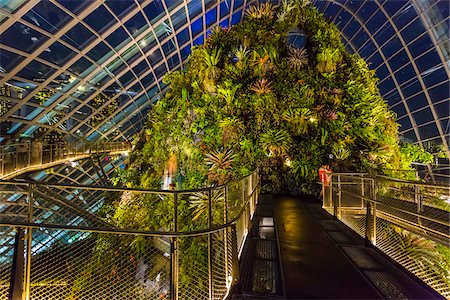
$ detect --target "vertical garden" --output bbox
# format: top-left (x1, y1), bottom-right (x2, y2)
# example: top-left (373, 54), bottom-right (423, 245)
top-left (116, 0), bottom-right (431, 195)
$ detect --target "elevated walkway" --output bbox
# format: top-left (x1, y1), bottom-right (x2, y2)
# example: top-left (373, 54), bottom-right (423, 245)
top-left (235, 194), bottom-right (443, 299)
top-left (0, 141), bottom-right (130, 180)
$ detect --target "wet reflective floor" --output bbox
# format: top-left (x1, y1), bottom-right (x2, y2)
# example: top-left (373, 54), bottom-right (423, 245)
top-left (235, 194), bottom-right (442, 299)
top-left (272, 195), bottom-right (441, 299)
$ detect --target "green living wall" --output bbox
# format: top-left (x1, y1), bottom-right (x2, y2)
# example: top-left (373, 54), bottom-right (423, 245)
top-left (116, 1), bottom-right (430, 193)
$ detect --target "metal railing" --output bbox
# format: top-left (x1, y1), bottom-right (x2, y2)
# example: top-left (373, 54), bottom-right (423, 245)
top-left (322, 173), bottom-right (450, 298)
top-left (0, 170), bottom-right (260, 299)
top-left (0, 141), bottom-right (131, 179)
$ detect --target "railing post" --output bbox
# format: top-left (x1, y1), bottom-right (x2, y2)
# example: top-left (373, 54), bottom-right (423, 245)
top-left (360, 175), bottom-right (365, 209)
top-left (231, 224), bottom-right (240, 290)
top-left (364, 200), bottom-right (372, 247)
top-left (24, 184), bottom-right (34, 300)
top-left (8, 227), bottom-right (25, 300)
top-left (337, 175), bottom-right (342, 219)
top-left (207, 189), bottom-right (213, 299)
top-left (169, 237), bottom-right (177, 300)
top-left (415, 184), bottom-right (423, 227)
top-left (372, 202), bottom-right (377, 246)
top-left (331, 176), bottom-right (338, 219)
top-left (170, 192), bottom-right (178, 300)
top-left (1, 146), bottom-right (4, 176)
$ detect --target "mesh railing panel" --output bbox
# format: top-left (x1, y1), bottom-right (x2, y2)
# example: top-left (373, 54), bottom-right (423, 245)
top-left (0, 170), bottom-right (259, 299)
top-left (29, 228), bottom-right (170, 300)
top-left (0, 227), bottom-right (15, 299)
top-left (375, 218), bottom-right (450, 298)
top-left (323, 173), bottom-right (450, 298)
top-left (211, 229), bottom-right (228, 299)
top-left (177, 235), bottom-right (209, 300)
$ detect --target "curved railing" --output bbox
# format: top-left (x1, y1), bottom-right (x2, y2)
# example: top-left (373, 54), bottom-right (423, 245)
top-left (0, 141), bottom-right (130, 180)
top-left (322, 173), bottom-right (450, 298)
top-left (0, 170), bottom-right (260, 300)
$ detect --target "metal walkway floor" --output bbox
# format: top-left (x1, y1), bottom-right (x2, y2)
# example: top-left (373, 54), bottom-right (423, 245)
top-left (234, 194), bottom-right (442, 299)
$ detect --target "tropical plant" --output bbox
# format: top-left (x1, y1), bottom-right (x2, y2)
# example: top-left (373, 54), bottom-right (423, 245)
top-left (245, 2), bottom-right (275, 19)
top-left (316, 48), bottom-right (342, 73)
top-left (288, 47), bottom-right (309, 71)
top-left (260, 129), bottom-right (292, 157)
top-left (189, 189), bottom-right (225, 221)
top-left (250, 78), bottom-right (273, 94)
top-left (282, 107), bottom-right (313, 135)
top-left (205, 149), bottom-right (235, 171)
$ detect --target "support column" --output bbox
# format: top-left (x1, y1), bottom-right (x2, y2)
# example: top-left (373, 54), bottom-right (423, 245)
top-left (9, 228), bottom-right (25, 300)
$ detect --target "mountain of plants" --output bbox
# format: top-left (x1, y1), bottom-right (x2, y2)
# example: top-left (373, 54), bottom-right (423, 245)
top-left (116, 0), bottom-right (430, 194)
top-left (64, 1), bottom-right (442, 297)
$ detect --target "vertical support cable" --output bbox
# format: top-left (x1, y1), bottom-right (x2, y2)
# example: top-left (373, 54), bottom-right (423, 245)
top-left (223, 186), bottom-right (229, 284)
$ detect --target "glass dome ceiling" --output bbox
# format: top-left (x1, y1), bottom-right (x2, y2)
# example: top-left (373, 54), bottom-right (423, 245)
top-left (0, 0), bottom-right (448, 156)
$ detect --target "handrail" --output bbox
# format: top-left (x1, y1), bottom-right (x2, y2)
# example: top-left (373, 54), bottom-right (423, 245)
top-left (375, 174), bottom-right (450, 187)
top-left (0, 172), bottom-right (260, 237)
top-left (328, 184), bottom-right (450, 233)
top-left (0, 141), bottom-right (131, 180)
top-left (0, 171), bottom-right (257, 194)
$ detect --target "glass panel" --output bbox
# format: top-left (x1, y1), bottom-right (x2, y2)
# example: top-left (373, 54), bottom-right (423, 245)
top-left (61, 23), bottom-right (96, 50)
top-left (365, 10), bottom-right (387, 34)
top-left (22, 1), bottom-right (72, 34)
top-left (0, 0), bottom-right (27, 13)
top-left (147, 48), bottom-right (163, 65)
top-left (415, 50), bottom-right (441, 73)
top-left (413, 107), bottom-right (435, 125)
top-left (428, 81), bottom-right (449, 103)
top-left (382, 37), bottom-right (402, 59)
top-left (67, 57), bottom-right (93, 76)
top-left (418, 123), bottom-right (439, 140)
top-left (124, 11), bottom-right (148, 38)
top-left (392, 101), bottom-right (407, 117)
top-left (132, 60), bottom-right (150, 77)
top-left (39, 41), bottom-right (76, 66)
top-left (172, 7), bottom-right (187, 30)
top-left (177, 27), bottom-right (190, 47)
top-left (220, 1), bottom-right (230, 19)
top-left (401, 18), bottom-right (425, 44)
top-left (0, 21), bottom-right (49, 53)
top-left (231, 9), bottom-right (242, 25)
top-left (56, 0), bottom-right (91, 14)
top-left (17, 60), bottom-right (56, 80)
top-left (387, 49), bottom-right (409, 71)
top-left (397, 115), bottom-right (412, 131)
top-left (86, 42), bottom-right (112, 63)
top-left (406, 92), bottom-right (428, 112)
top-left (143, 0), bottom-right (165, 25)
top-left (402, 80), bottom-right (422, 98)
top-left (105, 0), bottom-right (137, 18)
top-left (83, 4), bottom-right (116, 34)
top-left (394, 63), bottom-right (415, 86)
top-left (434, 101), bottom-right (450, 119)
top-left (422, 66), bottom-right (447, 88)
top-left (0, 49), bottom-right (25, 73)
top-left (105, 26), bottom-right (130, 49)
